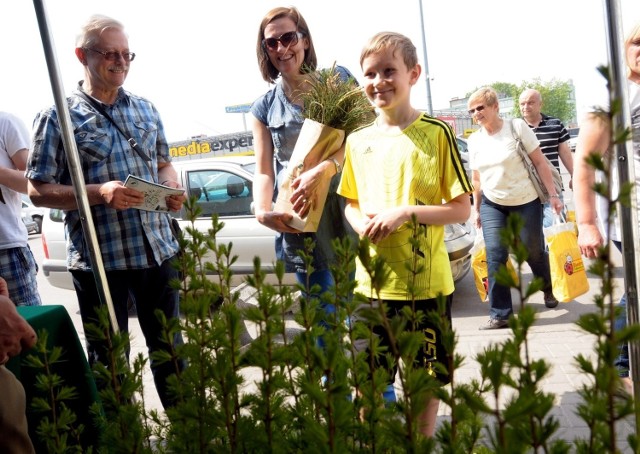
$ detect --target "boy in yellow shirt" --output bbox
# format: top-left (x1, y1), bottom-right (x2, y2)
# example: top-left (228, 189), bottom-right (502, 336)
top-left (337, 31), bottom-right (472, 437)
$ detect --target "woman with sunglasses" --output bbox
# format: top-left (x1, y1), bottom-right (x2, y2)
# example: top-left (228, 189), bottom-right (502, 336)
top-left (250, 7), bottom-right (356, 321)
top-left (467, 87), bottom-right (562, 330)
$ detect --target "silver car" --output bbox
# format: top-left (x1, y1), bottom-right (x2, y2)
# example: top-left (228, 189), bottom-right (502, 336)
top-left (22, 199), bottom-right (46, 234)
top-left (23, 215), bottom-right (38, 235)
top-left (41, 155), bottom-right (474, 290)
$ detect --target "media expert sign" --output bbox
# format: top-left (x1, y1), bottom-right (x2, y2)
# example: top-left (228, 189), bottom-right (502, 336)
top-left (169, 133), bottom-right (254, 158)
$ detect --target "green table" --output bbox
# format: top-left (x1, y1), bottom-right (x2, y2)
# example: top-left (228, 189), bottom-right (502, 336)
top-left (7, 305), bottom-right (101, 451)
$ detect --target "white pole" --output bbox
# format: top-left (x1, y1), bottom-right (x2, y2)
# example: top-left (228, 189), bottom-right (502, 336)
top-left (602, 0), bottom-right (640, 429)
top-left (418, 0), bottom-right (433, 115)
top-left (32, 0), bottom-right (119, 333)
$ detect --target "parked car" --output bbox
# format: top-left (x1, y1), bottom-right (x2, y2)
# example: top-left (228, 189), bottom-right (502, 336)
top-left (41, 155), bottom-right (474, 290)
top-left (568, 127), bottom-right (579, 152)
top-left (21, 198), bottom-right (46, 234)
top-left (456, 136), bottom-right (472, 182)
top-left (23, 215), bottom-right (38, 235)
top-left (40, 208), bottom-right (69, 289)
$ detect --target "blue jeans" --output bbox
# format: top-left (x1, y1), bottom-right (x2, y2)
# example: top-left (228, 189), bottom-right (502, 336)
top-left (613, 240), bottom-right (630, 377)
top-left (296, 269), bottom-right (336, 349)
top-left (71, 257), bottom-right (185, 409)
top-left (480, 196), bottom-right (551, 320)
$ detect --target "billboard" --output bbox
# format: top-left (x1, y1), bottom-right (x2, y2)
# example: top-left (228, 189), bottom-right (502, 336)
top-left (169, 131), bottom-right (254, 160)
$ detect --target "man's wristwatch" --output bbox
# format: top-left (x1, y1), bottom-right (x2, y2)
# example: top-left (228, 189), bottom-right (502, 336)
top-left (329, 157), bottom-right (342, 174)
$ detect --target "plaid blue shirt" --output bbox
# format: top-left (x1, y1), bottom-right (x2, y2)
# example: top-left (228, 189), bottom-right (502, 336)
top-left (26, 84), bottom-right (178, 271)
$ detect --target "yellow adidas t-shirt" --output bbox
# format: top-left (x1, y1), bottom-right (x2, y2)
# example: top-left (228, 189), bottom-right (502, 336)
top-left (338, 113), bottom-right (472, 300)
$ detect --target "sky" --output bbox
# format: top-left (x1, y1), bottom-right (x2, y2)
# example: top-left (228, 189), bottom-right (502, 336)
top-left (3, 0), bottom-right (640, 142)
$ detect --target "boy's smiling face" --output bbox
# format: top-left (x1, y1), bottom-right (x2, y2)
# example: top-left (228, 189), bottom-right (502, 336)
top-left (361, 47), bottom-right (420, 112)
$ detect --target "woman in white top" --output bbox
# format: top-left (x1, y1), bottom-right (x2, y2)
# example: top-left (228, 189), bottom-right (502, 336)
top-left (467, 87), bottom-right (563, 330)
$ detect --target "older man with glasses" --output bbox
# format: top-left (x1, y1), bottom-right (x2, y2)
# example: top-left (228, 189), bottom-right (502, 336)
top-left (25, 14), bottom-right (186, 410)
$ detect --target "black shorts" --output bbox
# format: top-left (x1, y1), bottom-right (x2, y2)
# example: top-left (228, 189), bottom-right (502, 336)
top-left (370, 294), bottom-right (453, 386)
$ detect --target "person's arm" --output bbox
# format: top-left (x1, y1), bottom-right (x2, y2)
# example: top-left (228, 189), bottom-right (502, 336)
top-left (557, 140), bottom-right (574, 189)
top-left (529, 146), bottom-right (563, 214)
top-left (28, 179), bottom-right (144, 211)
top-left (289, 143), bottom-right (345, 217)
top-left (251, 115), bottom-right (297, 233)
top-left (573, 113), bottom-right (610, 258)
top-left (472, 170), bottom-right (482, 228)
top-left (344, 198), bottom-right (367, 236)
top-left (362, 193), bottom-right (471, 245)
top-left (0, 149), bottom-right (29, 194)
top-left (157, 161), bottom-right (185, 212)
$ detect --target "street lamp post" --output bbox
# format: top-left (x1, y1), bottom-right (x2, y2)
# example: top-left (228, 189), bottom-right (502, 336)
top-left (418, 0), bottom-right (433, 115)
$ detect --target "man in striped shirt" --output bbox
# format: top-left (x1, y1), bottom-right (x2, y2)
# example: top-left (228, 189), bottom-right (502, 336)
top-left (519, 88), bottom-right (574, 227)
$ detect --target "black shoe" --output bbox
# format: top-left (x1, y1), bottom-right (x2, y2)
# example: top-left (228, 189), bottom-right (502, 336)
top-left (544, 291), bottom-right (559, 308)
top-left (479, 318), bottom-right (509, 330)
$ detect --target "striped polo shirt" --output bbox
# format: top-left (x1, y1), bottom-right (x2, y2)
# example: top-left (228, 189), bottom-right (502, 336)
top-left (524, 113), bottom-right (570, 172)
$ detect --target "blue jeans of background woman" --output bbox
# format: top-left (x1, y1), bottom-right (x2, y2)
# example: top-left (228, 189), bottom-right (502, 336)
top-left (480, 196), bottom-right (552, 320)
top-left (613, 240), bottom-right (630, 378)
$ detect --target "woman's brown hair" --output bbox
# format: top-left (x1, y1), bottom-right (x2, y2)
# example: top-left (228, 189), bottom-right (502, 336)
top-left (256, 6), bottom-right (317, 83)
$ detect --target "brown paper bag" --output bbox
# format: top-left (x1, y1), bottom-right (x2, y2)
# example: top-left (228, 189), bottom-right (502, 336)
top-left (274, 119), bottom-right (345, 232)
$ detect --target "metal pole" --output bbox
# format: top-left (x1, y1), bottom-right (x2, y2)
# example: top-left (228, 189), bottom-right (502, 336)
top-left (602, 0), bottom-right (640, 425)
top-left (32, 0), bottom-right (119, 333)
top-left (418, 0), bottom-right (433, 115)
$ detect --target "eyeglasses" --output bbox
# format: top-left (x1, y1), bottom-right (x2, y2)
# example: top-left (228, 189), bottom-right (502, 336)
top-left (85, 48), bottom-right (136, 62)
top-left (262, 31), bottom-right (303, 51)
top-left (467, 105), bottom-right (485, 115)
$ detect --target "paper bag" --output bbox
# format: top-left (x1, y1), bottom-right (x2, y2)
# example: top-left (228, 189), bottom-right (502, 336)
top-left (274, 119), bottom-right (345, 232)
top-left (544, 221), bottom-right (589, 302)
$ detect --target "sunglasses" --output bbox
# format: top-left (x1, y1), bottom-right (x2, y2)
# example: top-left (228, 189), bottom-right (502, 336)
top-left (467, 105), bottom-right (485, 115)
top-left (85, 48), bottom-right (136, 62)
top-left (262, 31), bottom-right (303, 51)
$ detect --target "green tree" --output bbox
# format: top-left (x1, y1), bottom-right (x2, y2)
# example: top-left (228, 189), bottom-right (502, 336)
top-left (513, 78), bottom-right (575, 124)
top-left (465, 82), bottom-right (518, 101)
top-left (466, 79), bottom-right (575, 124)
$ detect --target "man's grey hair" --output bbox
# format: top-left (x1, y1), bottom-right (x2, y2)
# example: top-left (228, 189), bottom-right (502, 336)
top-left (75, 15), bottom-right (126, 49)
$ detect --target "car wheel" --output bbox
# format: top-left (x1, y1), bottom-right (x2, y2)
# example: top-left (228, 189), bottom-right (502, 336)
top-left (33, 216), bottom-right (43, 234)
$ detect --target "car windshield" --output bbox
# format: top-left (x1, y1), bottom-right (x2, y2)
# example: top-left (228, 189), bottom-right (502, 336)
top-left (243, 162), bottom-right (256, 174)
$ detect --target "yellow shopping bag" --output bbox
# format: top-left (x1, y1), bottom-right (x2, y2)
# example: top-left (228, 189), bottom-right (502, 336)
top-left (544, 221), bottom-right (589, 302)
top-left (566, 210), bottom-right (579, 235)
top-left (470, 232), bottom-right (519, 302)
top-left (470, 237), bottom-right (489, 302)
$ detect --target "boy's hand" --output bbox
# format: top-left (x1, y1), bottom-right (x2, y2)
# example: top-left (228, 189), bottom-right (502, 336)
top-left (363, 208), bottom-right (408, 244)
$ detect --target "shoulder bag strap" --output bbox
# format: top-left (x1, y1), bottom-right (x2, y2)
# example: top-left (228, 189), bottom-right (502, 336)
top-left (509, 119), bottom-right (528, 159)
top-left (77, 91), bottom-right (151, 164)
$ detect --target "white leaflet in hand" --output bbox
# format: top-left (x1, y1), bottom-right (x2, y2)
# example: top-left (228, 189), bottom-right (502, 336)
top-left (123, 175), bottom-right (184, 212)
